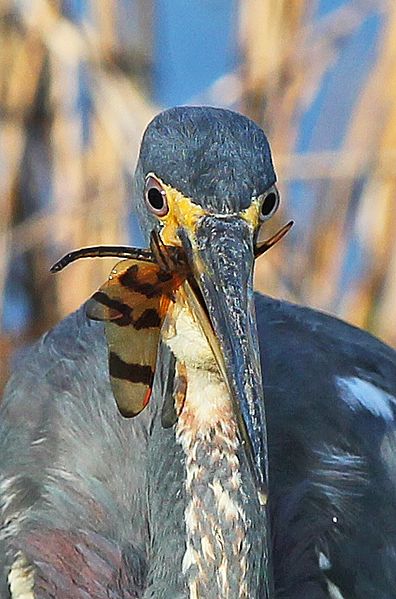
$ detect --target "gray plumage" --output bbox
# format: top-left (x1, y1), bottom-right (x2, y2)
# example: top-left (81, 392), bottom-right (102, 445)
top-left (1, 107), bottom-right (396, 598)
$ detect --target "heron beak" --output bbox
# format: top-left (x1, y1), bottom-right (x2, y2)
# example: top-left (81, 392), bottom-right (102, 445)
top-left (178, 216), bottom-right (268, 502)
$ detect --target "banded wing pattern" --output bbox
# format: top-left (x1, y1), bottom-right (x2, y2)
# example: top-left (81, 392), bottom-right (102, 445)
top-left (86, 258), bottom-right (189, 417)
top-left (51, 234), bottom-right (189, 418)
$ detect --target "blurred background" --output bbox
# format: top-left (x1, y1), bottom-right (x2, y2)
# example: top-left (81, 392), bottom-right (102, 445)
top-left (1, 0), bottom-right (396, 391)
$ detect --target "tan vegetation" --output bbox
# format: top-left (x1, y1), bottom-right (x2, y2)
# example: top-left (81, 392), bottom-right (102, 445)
top-left (1, 1), bottom-right (395, 390)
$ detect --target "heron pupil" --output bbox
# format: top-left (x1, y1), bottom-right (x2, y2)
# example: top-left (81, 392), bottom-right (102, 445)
top-left (261, 192), bottom-right (277, 217)
top-left (148, 188), bottom-right (165, 210)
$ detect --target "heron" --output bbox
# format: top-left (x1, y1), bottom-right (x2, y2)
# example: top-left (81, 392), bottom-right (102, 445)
top-left (1, 106), bottom-right (396, 599)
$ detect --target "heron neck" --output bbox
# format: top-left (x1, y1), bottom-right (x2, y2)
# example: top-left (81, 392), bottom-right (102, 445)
top-left (144, 301), bottom-right (271, 598)
top-left (175, 366), bottom-right (252, 599)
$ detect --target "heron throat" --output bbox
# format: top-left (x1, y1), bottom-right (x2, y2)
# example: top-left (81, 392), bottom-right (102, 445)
top-left (163, 293), bottom-right (255, 599)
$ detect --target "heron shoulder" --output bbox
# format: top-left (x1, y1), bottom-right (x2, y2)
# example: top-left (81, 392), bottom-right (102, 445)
top-left (254, 291), bottom-right (396, 394)
top-left (254, 291), bottom-right (396, 471)
top-left (254, 293), bottom-right (396, 595)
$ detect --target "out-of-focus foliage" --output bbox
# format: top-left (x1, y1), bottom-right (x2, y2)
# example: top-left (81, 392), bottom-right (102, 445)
top-left (240, 0), bottom-right (396, 348)
top-left (0, 0), bottom-right (155, 388)
top-left (1, 0), bottom-right (395, 391)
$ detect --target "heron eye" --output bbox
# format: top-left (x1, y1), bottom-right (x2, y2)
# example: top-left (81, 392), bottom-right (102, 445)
top-left (144, 175), bottom-right (169, 217)
top-left (259, 186), bottom-right (280, 221)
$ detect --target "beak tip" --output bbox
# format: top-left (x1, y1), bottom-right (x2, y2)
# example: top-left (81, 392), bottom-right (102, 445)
top-left (258, 489), bottom-right (268, 507)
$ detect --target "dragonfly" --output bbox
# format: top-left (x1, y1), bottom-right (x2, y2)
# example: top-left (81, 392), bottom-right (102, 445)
top-left (51, 222), bottom-right (292, 420)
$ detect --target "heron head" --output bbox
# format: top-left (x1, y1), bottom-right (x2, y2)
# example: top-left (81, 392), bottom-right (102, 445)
top-left (134, 106), bottom-right (280, 497)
